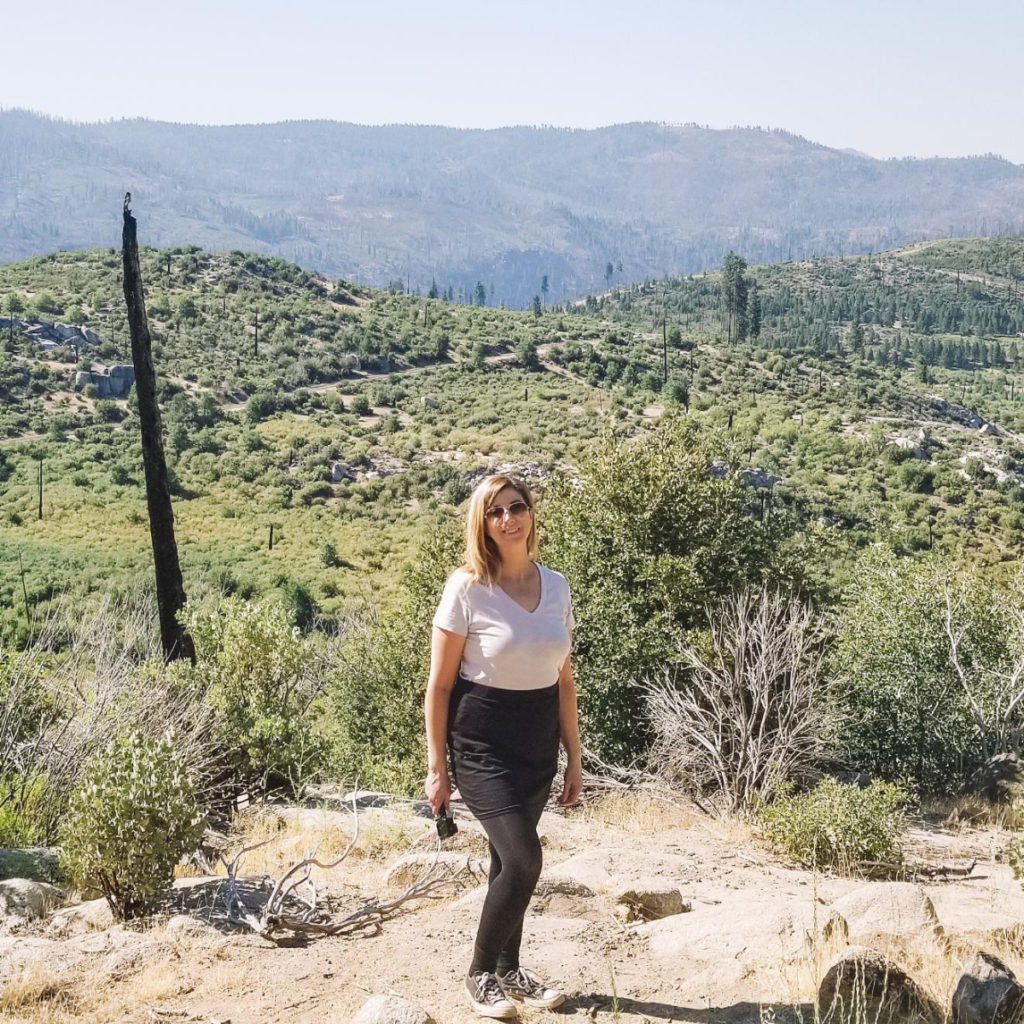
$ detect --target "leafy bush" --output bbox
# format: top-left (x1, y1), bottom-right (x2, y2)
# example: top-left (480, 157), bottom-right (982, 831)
top-left (326, 523), bottom-right (460, 793)
top-left (758, 778), bottom-right (907, 872)
top-left (182, 598), bottom-right (327, 790)
top-left (60, 730), bottom-right (205, 920)
top-left (543, 416), bottom-right (803, 765)
top-left (0, 775), bottom-right (47, 847)
top-left (832, 549), bottom-right (1013, 794)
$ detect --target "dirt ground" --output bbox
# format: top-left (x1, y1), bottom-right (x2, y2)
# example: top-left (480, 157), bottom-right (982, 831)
top-left (3, 791), bottom-right (1024, 1024)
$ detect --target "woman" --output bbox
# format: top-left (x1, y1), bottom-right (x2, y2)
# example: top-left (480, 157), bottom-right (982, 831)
top-left (425, 474), bottom-right (583, 1019)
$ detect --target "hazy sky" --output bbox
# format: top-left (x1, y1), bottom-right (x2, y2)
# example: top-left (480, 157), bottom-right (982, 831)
top-left (4, 0), bottom-right (1022, 164)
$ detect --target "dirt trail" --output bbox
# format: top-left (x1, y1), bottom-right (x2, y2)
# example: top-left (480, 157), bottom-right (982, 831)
top-left (3, 794), bottom-right (1022, 1024)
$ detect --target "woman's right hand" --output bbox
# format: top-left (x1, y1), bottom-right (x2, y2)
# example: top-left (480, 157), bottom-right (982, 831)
top-left (425, 769), bottom-right (452, 815)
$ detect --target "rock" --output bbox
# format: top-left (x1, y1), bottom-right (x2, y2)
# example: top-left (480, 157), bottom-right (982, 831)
top-left (101, 938), bottom-right (167, 980)
top-left (830, 882), bottom-right (944, 950)
top-left (542, 847), bottom-right (694, 896)
top-left (892, 437), bottom-right (927, 459)
top-left (967, 753), bottom-right (1023, 803)
top-left (740, 467), bottom-right (782, 489)
top-left (533, 877), bottom-right (596, 899)
top-left (421, 395), bottom-right (439, 408)
top-left (46, 897), bottom-right (113, 936)
top-left (981, 422), bottom-right (1000, 436)
top-left (930, 866), bottom-right (1024, 947)
top-left (0, 848), bottom-right (60, 883)
top-left (817, 946), bottom-right (942, 1023)
top-left (331, 461), bottom-right (350, 482)
top-left (352, 993), bottom-right (434, 1024)
top-left (0, 879), bottom-right (65, 922)
top-left (643, 891), bottom-right (831, 967)
top-left (386, 852), bottom-right (487, 890)
top-left (951, 952), bottom-right (1024, 1024)
top-left (613, 885), bottom-right (687, 922)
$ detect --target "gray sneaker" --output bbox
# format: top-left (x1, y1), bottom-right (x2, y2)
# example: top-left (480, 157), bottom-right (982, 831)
top-left (498, 967), bottom-right (566, 1009)
top-left (466, 972), bottom-right (517, 1019)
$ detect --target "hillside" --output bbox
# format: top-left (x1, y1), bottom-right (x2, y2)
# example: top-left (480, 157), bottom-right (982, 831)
top-left (3, 111), bottom-right (1024, 306)
top-left (1, 238), bottom-right (1024, 640)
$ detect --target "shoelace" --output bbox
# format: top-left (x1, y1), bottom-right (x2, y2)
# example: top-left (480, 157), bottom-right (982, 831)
top-left (510, 969), bottom-right (541, 995)
top-left (477, 974), bottom-right (506, 1003)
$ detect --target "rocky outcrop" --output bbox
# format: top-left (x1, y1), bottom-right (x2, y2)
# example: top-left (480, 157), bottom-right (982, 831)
top-left (952, 952), bottom-right (1024, 1024)
top-left (0, 879), bottom-right (66, 924)
top-left (74, 363), bottom-right (135, 398)
top-left (817, 946), bottom-right (942, 1024)
top-left (830, 882), bottom-right (944, 951)
top-left (386, 852), bottom-right (487, 890)
top-left (0, 847), bottom-right (60, 883)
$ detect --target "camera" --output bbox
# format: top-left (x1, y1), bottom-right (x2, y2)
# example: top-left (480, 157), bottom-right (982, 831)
top-left (435, 808), bottom-right (458, 840)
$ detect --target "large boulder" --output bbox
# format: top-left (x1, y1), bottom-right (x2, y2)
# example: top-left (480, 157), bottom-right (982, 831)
top-left (352, 994), bottom-right (434, 1024)
top-left (0, 848), bottom-right (60, 883)
top-left (830, 882), bottom-right (944, 950)
top-left (951, 952), bottom-right (1024, 1024)
top-left (0, 879), bottom-right (65, 923)
top-left (817, 947), bottom-right (942, 1024)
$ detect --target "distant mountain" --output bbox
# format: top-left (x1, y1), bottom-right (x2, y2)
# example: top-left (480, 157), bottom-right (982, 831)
top-left (2, 110), bottom-right (1024, 307)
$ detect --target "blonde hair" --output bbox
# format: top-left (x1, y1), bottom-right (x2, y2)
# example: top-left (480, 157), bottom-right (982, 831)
top-left (463, 474), bottom-right (538, 584)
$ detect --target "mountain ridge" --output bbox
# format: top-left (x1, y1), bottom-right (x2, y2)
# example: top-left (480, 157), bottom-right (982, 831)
top-left (3, 110), bottom-right (1024, 308)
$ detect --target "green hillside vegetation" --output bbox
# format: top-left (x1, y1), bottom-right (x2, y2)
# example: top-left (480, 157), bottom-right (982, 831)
top-left (3, 239), bottom-right (1024, 859)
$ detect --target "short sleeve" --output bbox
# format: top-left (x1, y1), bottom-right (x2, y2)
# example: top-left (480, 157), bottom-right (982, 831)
top-left (433, 571), bottom-right (471, 636)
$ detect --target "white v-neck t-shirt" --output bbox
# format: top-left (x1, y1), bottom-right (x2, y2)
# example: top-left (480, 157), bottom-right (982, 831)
top-left (432, 566), bottom-right (575, 690)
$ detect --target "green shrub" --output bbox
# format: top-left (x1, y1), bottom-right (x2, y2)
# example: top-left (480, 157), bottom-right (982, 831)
top-left (182, 598), bottom-right (326, 790)
top-left (0, 774), bottom-right (47, 847)
top-left (60, 730), bottom-right (205, 920)
top-left (543, 416), bottom-right (803, 765)
top-left (832, 549), bottom-right (1013, 794)
top-left (758, 778), bottom-right (907, 873)
top-left (326, 522), bottom-right (460, 793)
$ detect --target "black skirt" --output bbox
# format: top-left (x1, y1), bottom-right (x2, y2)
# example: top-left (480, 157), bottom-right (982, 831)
top-left (447, 677), bottom-right (560, 821)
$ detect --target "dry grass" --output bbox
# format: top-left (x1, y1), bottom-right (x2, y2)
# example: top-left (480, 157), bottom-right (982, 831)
top-left (222, 802), bottom-right (430, 884)
top-left (578, 790), bottom-right (703, 833)
top-left (0, 964), bottom-right (78, 1022)
top-left (929, 793), bottom-right (1024, 831)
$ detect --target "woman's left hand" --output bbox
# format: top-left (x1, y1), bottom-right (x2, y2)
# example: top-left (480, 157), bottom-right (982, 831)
top-left (558, 762), bottom-right (583, 806)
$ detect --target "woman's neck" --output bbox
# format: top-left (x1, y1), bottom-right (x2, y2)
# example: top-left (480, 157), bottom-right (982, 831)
top-left (497, 550), bottom-right (534, 582)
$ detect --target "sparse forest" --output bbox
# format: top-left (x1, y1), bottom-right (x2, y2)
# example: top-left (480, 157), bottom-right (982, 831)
top-left (3, 236), bottom-right (1024, 949)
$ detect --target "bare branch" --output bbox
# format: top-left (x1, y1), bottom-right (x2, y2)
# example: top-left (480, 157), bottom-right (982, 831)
top-left (220, 792), bottom-right (452, 941)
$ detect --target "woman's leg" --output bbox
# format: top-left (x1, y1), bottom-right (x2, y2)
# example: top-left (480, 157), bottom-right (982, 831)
top-left (494, 788), bottom-right (548, 975)
top-left (468, 806), bottom-right (545, 976)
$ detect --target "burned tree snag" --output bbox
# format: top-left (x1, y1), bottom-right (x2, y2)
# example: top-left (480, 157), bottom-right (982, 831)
top-left (122, 194), bottom-right (195, 663)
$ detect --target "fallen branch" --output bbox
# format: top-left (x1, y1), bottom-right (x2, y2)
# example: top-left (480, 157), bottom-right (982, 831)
top-left (220, 791), bottom-right (450, 940)
top-left (911, 858), bottom-right (977, 880)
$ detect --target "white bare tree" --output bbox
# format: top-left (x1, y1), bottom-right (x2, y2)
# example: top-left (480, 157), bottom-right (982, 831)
top-left (646, 588), bottom-right (826, 814)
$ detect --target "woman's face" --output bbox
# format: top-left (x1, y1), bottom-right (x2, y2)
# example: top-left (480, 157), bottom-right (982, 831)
top-left (483, 485), bottom-right (532, 555)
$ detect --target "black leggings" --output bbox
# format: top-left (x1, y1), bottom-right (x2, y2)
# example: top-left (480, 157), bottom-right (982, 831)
top-left (447, 678), bottom-right (560, 976)
top-left (471, 787), bottom-right (549, 975)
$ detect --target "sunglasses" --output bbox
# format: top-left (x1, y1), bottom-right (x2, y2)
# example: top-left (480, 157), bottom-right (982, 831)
top-left (484, 500), bottom-right (531, 521)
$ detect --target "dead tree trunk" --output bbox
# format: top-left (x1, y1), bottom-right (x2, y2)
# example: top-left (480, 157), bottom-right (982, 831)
top-left (122, 194), bottom-right (195, 663)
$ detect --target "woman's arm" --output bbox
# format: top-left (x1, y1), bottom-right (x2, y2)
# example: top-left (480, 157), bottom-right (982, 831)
top-left (556, 643), bottom-right (583, 806)
top-left (424, 625), bottom-right (466, 814)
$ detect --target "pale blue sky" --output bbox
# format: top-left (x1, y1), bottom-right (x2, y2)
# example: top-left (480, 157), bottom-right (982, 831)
top-left (3, 0), bottom-right (1022, 163)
